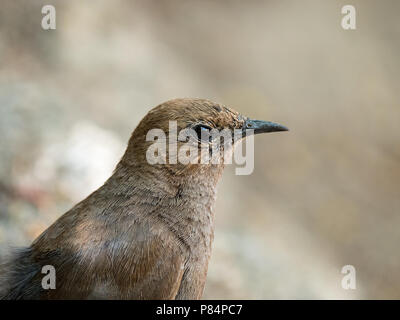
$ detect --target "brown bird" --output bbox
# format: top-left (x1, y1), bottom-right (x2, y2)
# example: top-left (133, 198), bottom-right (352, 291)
top-left (0, 98), bottom-right (287, 299)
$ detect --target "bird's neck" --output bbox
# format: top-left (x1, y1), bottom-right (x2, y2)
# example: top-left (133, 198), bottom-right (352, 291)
top-left (111, 161), bottom-right (224, 199)
top-left (102, 163), bottom-right (224, 251)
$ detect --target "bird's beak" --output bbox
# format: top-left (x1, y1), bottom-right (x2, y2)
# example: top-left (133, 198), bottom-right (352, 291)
top-left (243, 119), bottom-right (289, 135)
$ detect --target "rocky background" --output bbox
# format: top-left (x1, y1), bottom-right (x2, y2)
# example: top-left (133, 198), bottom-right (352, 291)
top-left (0, 0), bottom-right (399, 299)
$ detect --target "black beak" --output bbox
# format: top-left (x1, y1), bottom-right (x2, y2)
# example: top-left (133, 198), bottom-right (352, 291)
top-left (244, 119), bottom-right (289, 135)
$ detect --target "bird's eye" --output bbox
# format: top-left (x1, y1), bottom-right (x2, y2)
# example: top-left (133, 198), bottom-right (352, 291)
top-left (193, 124), bottom-right (212, 142)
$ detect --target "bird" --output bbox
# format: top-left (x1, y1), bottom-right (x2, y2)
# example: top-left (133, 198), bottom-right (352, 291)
top-left (0, 98), bottom-right (288, 299)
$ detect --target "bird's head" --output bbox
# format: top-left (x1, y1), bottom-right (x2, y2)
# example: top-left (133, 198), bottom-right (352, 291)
top-left (118, 98), bottom-right (288, 181)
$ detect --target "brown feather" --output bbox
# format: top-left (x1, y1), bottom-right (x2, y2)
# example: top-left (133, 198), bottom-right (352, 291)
top-left (0, 98), bottom-right (255, 299)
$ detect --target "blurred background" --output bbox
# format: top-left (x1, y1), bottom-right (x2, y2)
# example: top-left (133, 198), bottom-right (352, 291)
top-left (0, 0), bottom-right (399, 299)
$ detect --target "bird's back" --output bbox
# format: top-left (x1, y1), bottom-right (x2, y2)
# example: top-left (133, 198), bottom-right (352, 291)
top-left (0, 172), bottom-right (214, 299)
